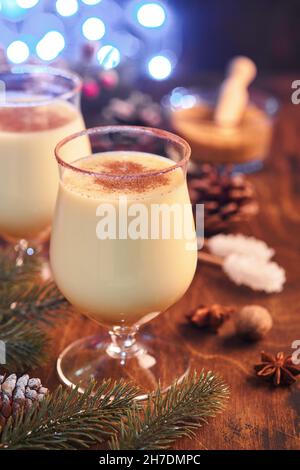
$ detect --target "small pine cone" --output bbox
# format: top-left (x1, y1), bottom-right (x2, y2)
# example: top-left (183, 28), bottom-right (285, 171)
top-left (0, 374), bottom-right (48, 431)
top-left (188, 164), bottom-right (259, 236)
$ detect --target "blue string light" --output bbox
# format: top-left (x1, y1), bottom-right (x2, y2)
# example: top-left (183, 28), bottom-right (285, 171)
top-left (148, 55), bottom-right (172, 80)
top-left (137, 2), bottom-right (166, 28)
top-left (0, 0), bottom-right (28, 21)
top-left (97, 45), bottom-right (121, 69)
top-left (82, 17), bottom-right (106, 41)
top-left (36, 30), bottom-right (65, 61)
top-left (7, 40), bottom-right (30, 63)
top-left (81, 0), bottom-right (102, 4)
top-left (0, 0), bottom-right (178, 79)
top-left (56, 0), bottom-right (78, 17)
top-left (16, 0), bottom-right (39, 8)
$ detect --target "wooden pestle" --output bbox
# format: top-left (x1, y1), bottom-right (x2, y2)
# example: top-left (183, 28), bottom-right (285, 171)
top-left (214, 56), bottom-right (257, 127)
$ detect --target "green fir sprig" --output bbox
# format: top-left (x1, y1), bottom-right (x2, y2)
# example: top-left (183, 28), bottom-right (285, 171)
top-left (0, 379), bottom-right (140, 450)
top-left (0, 371), bottom-right (229, 450)
top-left (0, 281), bottom-right (69, 326)
top-left (0, 246), bottom-right (41, 283)
top-left (110, 370), bottom-right (229, 450)
top-left (0, 318), bottom-right (48, 370)
top-left (0, 247), bottom-right (229, 450)
top-left (0, 247), bottom-right (69, 370)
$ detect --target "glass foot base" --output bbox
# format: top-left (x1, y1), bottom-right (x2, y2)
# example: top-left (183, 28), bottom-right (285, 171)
top-left (57, 332), bottom-right (190, 400)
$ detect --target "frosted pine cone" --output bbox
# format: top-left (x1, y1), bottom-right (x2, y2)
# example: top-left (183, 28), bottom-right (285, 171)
top-left (0, 374), bottom-right (48, 431)
top-left (188, 164), bottom-right (258, 236)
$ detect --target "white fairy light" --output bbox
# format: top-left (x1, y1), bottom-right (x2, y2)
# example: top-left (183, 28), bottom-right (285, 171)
top-left (7, 40), bottom-right (29, 64)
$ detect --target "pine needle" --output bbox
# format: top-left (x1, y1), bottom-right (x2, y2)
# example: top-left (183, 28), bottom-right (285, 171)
top-left (0, 245), bottom-right (230, 450)
top-left (0, 246), bottom-right (41, 283)
top-left (0, 247), bottom-right (71, 369)
top-left (110, 370), bottom-right (229, 450)
top-left (0, 282), bottom-right (64, 369)
top-left (0, 379), bottom-right (140, 450)
top-left (0, 281), bottom-right (69, 326)
top-left (0, 317), bottom-right (48, 370)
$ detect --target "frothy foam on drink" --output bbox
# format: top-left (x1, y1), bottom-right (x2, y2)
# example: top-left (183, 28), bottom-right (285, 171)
top-left (0, 101), bottom-right (79, 132)
top-left (62, 152), bottom-right (183, 198)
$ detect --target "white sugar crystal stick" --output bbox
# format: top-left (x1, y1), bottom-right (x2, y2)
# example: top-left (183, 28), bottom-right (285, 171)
top-left (198, 251), bottom-right (286, 293)
top-left (214, 56), bottom-right (257, 127)
top-left (223, 254), bottom-right (286, 293)
top-left (207, 233), bottom-right (274, 261)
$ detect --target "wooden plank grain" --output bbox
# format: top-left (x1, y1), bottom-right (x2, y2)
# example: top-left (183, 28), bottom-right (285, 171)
top-left (36, 89), bottom-right (300, 450)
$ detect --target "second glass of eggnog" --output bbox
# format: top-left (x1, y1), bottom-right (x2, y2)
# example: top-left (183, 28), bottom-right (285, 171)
top-left (51, 126), bottom-right (197, 396)
top-left (0, 66), bottom-right (89, 265)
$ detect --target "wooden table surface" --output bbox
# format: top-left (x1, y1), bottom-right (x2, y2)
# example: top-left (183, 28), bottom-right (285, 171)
top-left (37, 77), bottom-right (300, 450)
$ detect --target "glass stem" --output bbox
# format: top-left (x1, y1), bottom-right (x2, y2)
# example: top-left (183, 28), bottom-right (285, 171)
top-left (107, 325), bottom-right (141, 363)
top-left (14, 239), bottom-right (29, 267)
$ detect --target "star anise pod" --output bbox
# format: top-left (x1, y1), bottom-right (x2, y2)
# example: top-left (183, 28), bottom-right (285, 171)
top-left (254, 351), bottom-right (300, 386)
top-left (187, 304), bottom-right (235, 333)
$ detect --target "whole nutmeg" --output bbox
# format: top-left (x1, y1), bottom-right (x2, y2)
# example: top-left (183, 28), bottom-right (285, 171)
top-left (234, 305), bottom-right (272, 341)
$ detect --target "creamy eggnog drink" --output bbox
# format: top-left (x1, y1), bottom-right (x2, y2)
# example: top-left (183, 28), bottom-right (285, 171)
top-left (52, 126), bottom-right (196, 394)
top-left (50, 151), bottom-right (197, 327)
top-left (0, 101), bottom-right (88, 241)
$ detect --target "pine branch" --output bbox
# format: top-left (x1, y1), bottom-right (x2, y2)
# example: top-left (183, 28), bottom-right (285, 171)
top-left (110, 370), bottom-right (229, 450)
top-left (0, 281), bottom-right (69, 326)
top-left (0, 380), bottom-right (140, 450)
top-left (0, 246), bottom-right (41, 283)
top-left (0, 279), bottom-right (68, 370)
top-left (0, 318), bottom-right (48, 370)
top-left (0, 247), bottom-right (70, 369)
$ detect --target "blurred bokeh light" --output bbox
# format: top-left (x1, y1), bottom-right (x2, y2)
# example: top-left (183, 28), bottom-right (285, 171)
top-left (56, 0), bottom-right (78, 17)
top-left (137, 2), bottom-right (166, 28)
top-left (7, 40), bottom-right (30, 63)
top-left (81, 17), bottom-right (106, 41)
top-left (36, 30), bottom-right (65, 61)
top-left (0, 0), bottom-right (179, 81)
top-left (97, 45), bottom-right (121, 69)
top-left (148, 55), bottom-right (172, 80)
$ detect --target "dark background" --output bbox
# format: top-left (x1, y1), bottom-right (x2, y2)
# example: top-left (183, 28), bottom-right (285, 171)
top-left (174, 0), bottom-right (300, 73)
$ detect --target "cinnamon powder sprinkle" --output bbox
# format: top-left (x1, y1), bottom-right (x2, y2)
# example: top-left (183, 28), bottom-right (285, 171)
top-left (94, 160), bottom-right (170, 193)
top-left (0, 105), bottom-right (77, 132)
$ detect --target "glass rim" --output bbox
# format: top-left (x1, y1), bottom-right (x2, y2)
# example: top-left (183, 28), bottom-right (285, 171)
top-left (55, 125), bottom-right (192, 179)
top-left (0, 64), bottom-right (82, 107)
